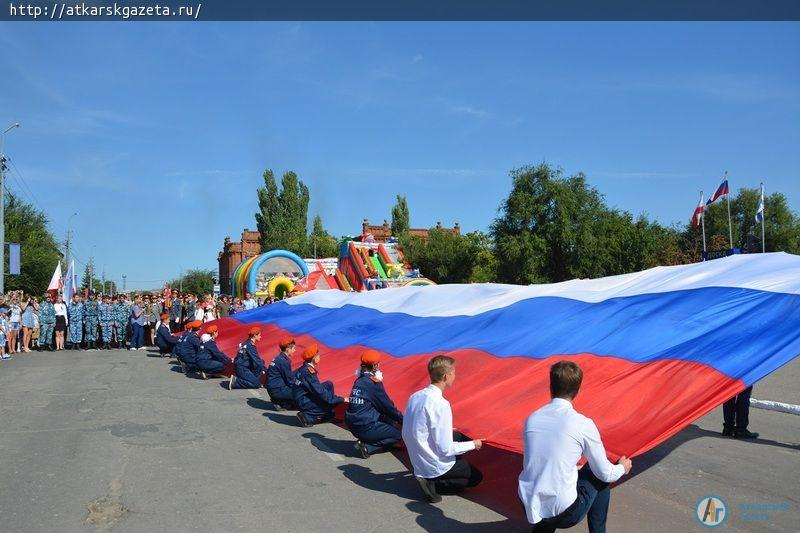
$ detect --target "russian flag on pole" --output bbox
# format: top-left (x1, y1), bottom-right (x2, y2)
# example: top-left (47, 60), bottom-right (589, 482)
top-left (209, 253), bottom-right (800, 460)
top-left (47, 261), bottom-right (63, 299)
top-left (691, 194), bottom-right (705, 227)
top-left (706, 178), bottom-right (729, 205)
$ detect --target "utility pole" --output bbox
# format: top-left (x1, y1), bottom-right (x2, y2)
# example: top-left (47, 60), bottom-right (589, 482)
top-left (65, 212), bottom-right (77, 268)
top-left (101, 268), bottom-right (106, 295)
top-left (122, 274), bottom-right (127, 292)
top-left (0, 122), bottom-right (21, 295)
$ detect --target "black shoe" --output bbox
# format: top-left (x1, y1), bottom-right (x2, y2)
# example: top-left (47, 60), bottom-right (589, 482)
top-left (296, 412), bottom-right (311, 428)
top-left (722, 425), bottom-right (735, 437)
top-left (415, 477), bottom-right (441, 503)
top-left (354, 441), bottom-right (370, 459)
top-left (734, 429), bottom-right (759, 439)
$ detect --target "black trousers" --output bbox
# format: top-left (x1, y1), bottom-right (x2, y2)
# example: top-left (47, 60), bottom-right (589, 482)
top-left (431, 431), bottom-right (483, 492)
top-left (723, 386), bottom-right (753, 430)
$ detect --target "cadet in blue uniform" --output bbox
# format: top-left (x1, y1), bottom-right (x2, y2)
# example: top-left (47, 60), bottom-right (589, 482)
top-left (175, 320), bottom-right (202, 373)
top-left (155, 313), bottom-right (179, 357)
top-left (266, 336), bottom-right (297, 410)
top-left (98, 295), bottom-right (115, 349)
top-left (38, 293), bottom-right (56, 351)
top-left (230, 326), bottom-right (265, 390)
top-left (67, 294), bottom-right (85, 349)
top-left (83, 292), bottom-right (100, 349)
top-left (346, 350), bottom-right (404, 458)
top-left (293, 344), bottom-right (345, 427)
top-left (113, 296), bottom-right (128, 348)
top-left (197, 325), bottom-right (232, 379)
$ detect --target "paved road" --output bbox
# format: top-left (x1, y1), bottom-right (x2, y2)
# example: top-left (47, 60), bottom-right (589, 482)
top-left (0, 349), bottom-right (796, 532)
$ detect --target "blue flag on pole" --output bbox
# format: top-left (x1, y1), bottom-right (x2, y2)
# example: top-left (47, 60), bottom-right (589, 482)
top-left (756, 184), bottom-right (765, 223)
top-left (63, 260), bottom-right (78, 301)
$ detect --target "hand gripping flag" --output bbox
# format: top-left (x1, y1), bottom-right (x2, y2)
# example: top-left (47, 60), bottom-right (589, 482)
top-left (210, 253), bottom-right (800, 460)
top-left (706, 178), bottom-right (729, 205)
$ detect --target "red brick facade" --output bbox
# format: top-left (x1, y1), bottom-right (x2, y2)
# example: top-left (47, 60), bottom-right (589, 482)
top-left (218, 229), bottom-right (261, 294)
top-left (361, 219), bottom-right (460, 243)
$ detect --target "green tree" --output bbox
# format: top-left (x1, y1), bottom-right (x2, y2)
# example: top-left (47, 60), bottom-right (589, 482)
top-left (491, 163), bottom-right (685, 284)
top-left (170, 269), bottom-right (214, 296)
top-left (400, 229), bottom-right (493, 284)
top-left (255, 169), bottom-right (310, 255)
top-left (3, 192), bottom-right (61, 295)
top-left (308, 214), bottom-right (339, 258)
top-left (391, 195), bottom-right (410, 237)
top-left (81, 257), bottom-right (105, 292)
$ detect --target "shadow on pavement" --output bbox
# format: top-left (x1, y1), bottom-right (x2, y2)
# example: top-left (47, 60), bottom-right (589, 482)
top-left (339, 463), bottom-right (421, 499)
top-left (262, 411), bottom-right (304, 427)
top-left (406, 501), bottom-right (525, 532)
top-left (246, 397), bottom-right (274, 410)
top-left (302, 431), bottom-right (362, 458)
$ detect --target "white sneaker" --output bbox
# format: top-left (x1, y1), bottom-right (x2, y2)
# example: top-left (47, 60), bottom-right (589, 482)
top-left (129, 347), bottom-right (137, 351)
top-left (2, 355), bottom-right (11, 360)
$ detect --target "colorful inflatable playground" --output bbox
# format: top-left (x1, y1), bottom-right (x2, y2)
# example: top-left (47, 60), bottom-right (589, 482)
top-left (230, 237), bottom-right (436, 298)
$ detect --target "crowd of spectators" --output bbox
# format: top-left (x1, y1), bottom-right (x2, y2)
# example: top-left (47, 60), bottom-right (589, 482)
top-left (0, 288), bottom-right (279, 355)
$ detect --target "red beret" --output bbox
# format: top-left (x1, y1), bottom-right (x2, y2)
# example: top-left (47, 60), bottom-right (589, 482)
top-left (279, 337), bottom-right (295, 350)
top-left (187, 320), bottom-right (202, 330)
top-left (248, 326), bottom-right (261, 337)
top-left (361, 349), bottom-right (381, 365)
top-left (206, 325), bottom-right (218, 334)
top-left (160, 313), bottom-right (169, 320)
top-left (302, 344), bottom-right (319, 361)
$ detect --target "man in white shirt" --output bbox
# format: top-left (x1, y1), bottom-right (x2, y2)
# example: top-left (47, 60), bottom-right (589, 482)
top-left (242, 292), bottom-right (257, 311)
top-left (402, 355), bottom-right (483, 503)
top-left (518, 361), bottom-right (632, 533)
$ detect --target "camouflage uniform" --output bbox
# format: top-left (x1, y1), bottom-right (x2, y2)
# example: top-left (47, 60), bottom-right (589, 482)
top-left (67, 300), bottom-right (85, 346)
top-left (114, 300), bottom-right (128, 346)
top-left (98, 300), bottom-right (115, 347)
top-left (83, 297), bottom-right (100, 347)
top-left (38, 299), bottom-right (56, 349)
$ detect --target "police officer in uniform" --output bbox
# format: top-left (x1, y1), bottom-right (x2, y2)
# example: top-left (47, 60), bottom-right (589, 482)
top-left (723, 387), bottom-right (759, 439)
top-left (184, 294), bottom-right (196, 329)
top-left (67, 294), bottom-right (84, 350)
top-left (98, 295), bottom-right (115, 349)
top-left (175, 320), bottom-right (202, 373)
top-left (169, 292), bottom-right (183, 333)
top-left (155, 312), bottom-right (178, 356)
top-left (197, 325), bottom-right (232, 379)
top-left (229, 326), bottom-right (265, 389)
top-left (346, 349), bottom-right (403, 458)
top-left (266, 337), bottom-right (297, 410)
top-left (38, 293), bottom-right (56, 351)
top-left (293, 344), bottom-right (345, 427)
top-left (83, 292), bottom-right (100, 349)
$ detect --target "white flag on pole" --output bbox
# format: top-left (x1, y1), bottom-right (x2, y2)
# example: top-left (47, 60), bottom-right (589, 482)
top-left (63, 261), bottom-right (78, 301)
top-left (755, 183), bottom-right (765, 223)
top-left (47, 261), bottom-right (63, 293)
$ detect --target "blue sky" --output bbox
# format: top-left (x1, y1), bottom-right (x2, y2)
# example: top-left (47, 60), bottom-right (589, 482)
top-left (0, 23), bottom-right (798, 290)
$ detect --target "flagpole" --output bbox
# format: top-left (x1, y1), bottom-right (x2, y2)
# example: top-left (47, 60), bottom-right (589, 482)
top-left (761, 181), bottom-right (766, 253)
top-left (701, 190), bottom-right (706, 253)
top-left (724, 171), bottom-right (733, 249)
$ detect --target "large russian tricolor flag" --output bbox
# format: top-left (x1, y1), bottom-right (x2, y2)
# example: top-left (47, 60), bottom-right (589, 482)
top-left (209, 252), bottom-right (800, 460)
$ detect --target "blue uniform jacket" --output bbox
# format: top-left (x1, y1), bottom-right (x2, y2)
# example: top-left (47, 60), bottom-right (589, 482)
top-left (175, 331), bottom-right (201, 364)
top-left (345, 373), bottom-right (403, 430)
top-left (292, 362), bottom-right (344, 415)
top-left (233, 339), bottom-right (264, 385)
top-left (198, 339), bottom-right (232, 365)
top-left (266, 352), bottom-right (293, 395)
top-left (156, 323), bottom-right (178, 351)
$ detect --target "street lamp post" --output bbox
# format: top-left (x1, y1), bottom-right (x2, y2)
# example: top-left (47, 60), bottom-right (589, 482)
top-left (0, 122), bottom-right (21, 294)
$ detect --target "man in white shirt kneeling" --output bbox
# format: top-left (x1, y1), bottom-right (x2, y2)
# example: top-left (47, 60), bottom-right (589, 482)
top-left (402, 355), bottom-right (483, 503)
top-left (518, 361), bottom-right (632, 533)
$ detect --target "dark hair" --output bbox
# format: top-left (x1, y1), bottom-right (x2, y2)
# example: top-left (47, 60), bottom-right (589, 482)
top-left (549, 361), bottom-right (583, 400)
top-left (428, 355), bottom-right (455, 383)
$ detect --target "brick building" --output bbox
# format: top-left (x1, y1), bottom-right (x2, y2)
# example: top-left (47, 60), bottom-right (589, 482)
top-left (361, 219), bottom-right (460, 243)
top-left (217, 229), bottom-right (261, 294)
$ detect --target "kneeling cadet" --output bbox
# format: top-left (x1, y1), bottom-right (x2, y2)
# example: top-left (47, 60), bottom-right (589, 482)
top-left (197, 325), bottom-right (232, 379)
top-left (230, 326), bottom-right (265, 389)
top-left (345, 349), bottom-right (404, 459)
top-left (293, 344), bottom-right (345, 427)
top-left (175, 320), bottom-right (202, 374)
top-left (266, 337), bottom-right (296, 410)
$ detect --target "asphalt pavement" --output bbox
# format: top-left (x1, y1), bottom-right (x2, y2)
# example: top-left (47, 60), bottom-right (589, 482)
top-left (0, 348), bottom-right (796, 532)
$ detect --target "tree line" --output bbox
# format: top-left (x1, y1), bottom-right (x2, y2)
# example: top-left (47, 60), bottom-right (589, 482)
top-left (254, 163), bottom-right (800, 285)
